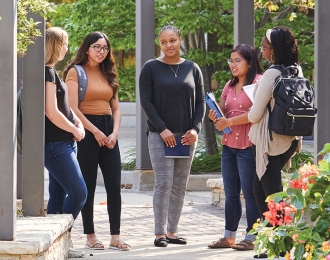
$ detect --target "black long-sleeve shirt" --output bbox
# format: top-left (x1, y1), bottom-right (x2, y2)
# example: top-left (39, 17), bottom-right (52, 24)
top-left (139, 59), bottom-right (205, 134)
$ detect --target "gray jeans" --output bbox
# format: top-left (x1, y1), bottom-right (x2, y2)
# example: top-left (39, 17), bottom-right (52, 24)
top-left (148, 132), bottom-right (196, 235)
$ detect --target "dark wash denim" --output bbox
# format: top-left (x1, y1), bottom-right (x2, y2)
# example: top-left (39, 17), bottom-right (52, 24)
top-left (221, 145), bottom-right (261, 240)
top-left (45, 140), bottom-right (87, 222)
top-left (77, 114), bottom-right (122, 235)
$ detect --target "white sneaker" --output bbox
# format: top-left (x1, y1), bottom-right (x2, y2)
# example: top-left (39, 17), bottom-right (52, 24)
top-left (68, 248), bottom-right (85, 258)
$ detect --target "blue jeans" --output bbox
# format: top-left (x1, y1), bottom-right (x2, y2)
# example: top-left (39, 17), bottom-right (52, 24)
top-left (221, 145), bottom-right (260, 241)
top-left (45, 140), bottom-right (87, 222)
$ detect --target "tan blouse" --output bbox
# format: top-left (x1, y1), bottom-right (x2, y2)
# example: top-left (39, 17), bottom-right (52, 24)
top-left (66, 66), bottom-right (113, 115)
top-left (248, 67), bottom-right (296, 180)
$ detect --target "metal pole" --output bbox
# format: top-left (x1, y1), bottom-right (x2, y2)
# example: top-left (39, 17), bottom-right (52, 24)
top-left (0, 0), bottom-right (17, 240)
top-left (135, 0), bottom-right (154, 169)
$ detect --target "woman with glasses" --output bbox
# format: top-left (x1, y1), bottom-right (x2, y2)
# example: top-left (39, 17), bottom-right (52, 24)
top-left (213, 27), bottom-right (301, 258)
top-left (63, 31), bottom-right (130, 251)
top-left (208, 44), bottom-right (263, 251)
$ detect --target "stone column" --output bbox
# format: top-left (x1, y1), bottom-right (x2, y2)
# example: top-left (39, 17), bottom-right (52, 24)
top-left (135, 0), bottom-right (153, 170)
top-left (234, 0), bottom-right (254, 47)
top-left (0, 0), bottom-right (17, 240)
top-left (314, 0), bottom-right (330, 156)
top-left (21, 14), bottom-right (45, 216)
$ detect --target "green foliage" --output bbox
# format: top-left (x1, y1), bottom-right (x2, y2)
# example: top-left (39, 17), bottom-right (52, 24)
top-left (254, 0), bottom-right (315, 79)
top-left (190, 136), bottom-right (222, 174)
top-left (117, 66), bottom-right (136, 102)
top-left (48, 0), bottom-right (315, 101)
top-left (120, 135), bottom-right (222, 174)
top-left (250, 143), bottom-right (330, 260)
top-left (284, 150), bottom-right (314, 173)
top-left (121, 147), bottom-right (136, 171)
top-left (49, 0), bottom-right (135, 53)
top-left (17, 0), bottom-right (54, 56)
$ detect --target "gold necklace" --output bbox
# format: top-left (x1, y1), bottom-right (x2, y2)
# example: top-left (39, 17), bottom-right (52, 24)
top-left (87, 66), bottom-right (104, 84)
top-left (168, 64), bottom-right (180, 77)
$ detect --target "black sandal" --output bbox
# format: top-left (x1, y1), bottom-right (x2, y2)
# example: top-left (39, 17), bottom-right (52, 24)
top-left (154, 237), bottom-right (168, 247)
top-left (166, 236), bottom-right (187, 245)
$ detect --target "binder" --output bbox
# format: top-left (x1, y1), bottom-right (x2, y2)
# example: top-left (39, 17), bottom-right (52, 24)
top-left (205, 92), bottom-right (232, 134)
top-left (164, 136), bottom-right (190, 158)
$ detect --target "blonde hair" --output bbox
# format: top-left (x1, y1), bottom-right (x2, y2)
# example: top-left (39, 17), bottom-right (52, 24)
top-left (45, 27), bottom-right (68, 66)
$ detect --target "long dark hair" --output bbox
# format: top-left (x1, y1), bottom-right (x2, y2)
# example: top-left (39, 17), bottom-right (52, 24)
top-left (229, 44), bottom-right (263, 87)
top-left (268, 26), bottom-right (299, 67)
top-left (63, 31), bottom-right (118, 97)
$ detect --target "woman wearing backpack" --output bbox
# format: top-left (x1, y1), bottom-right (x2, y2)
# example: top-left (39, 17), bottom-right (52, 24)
top-left (208, 44), bottom-right (263, 251)
top-left (63, 32), bottom-right (130, 251)
top-left (214, 26), bottom-right (301, 258)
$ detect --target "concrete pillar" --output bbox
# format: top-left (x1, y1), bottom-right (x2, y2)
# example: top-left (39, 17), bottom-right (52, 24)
top-left (0, 0), bottom-right (17, 240)
top-left (234, 0), bottom-right (254, 47)
top-left (17, 58), bottom-right (23, 199)
top-left (135, 0), bottom-right (153, 169)
top-left (314, 0), bottom-right (330, 155)
top-left (21, 14), bottom-right (45, 216)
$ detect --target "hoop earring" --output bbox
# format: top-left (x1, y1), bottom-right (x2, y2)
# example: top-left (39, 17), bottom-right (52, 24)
top-left (270, 54), bottom-right (273, 62)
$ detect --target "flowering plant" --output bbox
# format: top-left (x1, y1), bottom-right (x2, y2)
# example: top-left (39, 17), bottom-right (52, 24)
top-left (250, 143), bottom-right (330, 260)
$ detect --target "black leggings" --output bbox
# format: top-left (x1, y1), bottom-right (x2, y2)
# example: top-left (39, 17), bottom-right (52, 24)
top-left (78, 115), bottom-right (122, 235)
top-left (253, 139), bottom-right (298, 215)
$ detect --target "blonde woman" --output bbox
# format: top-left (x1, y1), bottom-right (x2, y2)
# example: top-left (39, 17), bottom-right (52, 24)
top-left (44, 27), bottom-right (87, 258)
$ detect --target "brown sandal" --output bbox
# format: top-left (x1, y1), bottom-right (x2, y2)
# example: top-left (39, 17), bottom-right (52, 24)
top-left (231, 239), bottom-right (254, 250)
top-left (208, 238), bottom-right (234, 248)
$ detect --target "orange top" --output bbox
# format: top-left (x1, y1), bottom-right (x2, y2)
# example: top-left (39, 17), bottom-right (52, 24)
top-left (66, 66), bottom-right (113, 115)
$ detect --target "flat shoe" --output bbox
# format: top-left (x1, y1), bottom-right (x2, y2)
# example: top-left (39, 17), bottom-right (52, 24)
top-left (85, 239), bottom-right (104, 250)
top-left (208, 238), bottom-right (234, 248)
top-left (154, 237), bottom-right (168, 247)
top-left (231, 239), bottom-right (254, 250)
top-left (166, 236), bottom-right (187, 245)
top-left (109, 240), bottom-right (131, 251)
top-left (254, 250), bottom-right (286, 258)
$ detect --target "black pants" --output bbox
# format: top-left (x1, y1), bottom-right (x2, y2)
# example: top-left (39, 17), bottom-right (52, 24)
top-left (253, 139), bottom-right (298, 215)
top-left (78, 115), bottom-right (122, 235)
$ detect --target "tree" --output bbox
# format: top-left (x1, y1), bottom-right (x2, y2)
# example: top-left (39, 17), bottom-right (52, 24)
top-left (49, 0), bottom-right (315, 155)
top-left (17, 0), bottom-right (54, 56)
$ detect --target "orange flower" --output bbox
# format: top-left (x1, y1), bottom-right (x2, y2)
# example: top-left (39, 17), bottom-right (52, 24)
top-left (298, 164), bottom-right (320, 179)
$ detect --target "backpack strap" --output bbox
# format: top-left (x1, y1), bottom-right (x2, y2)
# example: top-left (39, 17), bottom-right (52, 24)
top-left (267, 65), bottom-right (284, 142)
top-left (73, 65), bottom-right (88, 105)
top-left (267, 103), bottom-right (273, 141)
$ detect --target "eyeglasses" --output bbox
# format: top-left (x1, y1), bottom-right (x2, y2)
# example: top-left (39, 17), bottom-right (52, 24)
top-left (259, 45), bottom-right (272, 51)
top-left (90, 45), bottom-right (110, 53)
top-left (227, 58), bottom-right (245, 65)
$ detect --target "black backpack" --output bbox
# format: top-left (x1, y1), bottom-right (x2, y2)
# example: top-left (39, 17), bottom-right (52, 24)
top-left (267, 65), bottom-right (317, 140)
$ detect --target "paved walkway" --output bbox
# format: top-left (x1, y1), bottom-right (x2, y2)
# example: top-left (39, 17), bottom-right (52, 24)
top-left (68, 188), bottom-right (259, 260)
top-left (64, 127), bottom-right (311, 259)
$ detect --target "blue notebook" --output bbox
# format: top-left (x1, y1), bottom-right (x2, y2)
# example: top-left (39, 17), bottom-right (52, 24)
top-left (205, 92), bottom-right (232, 134)
top-left (164, 136), bottom-right (190, 158)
